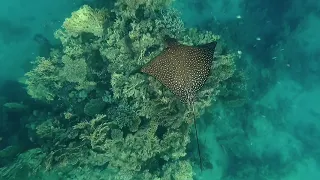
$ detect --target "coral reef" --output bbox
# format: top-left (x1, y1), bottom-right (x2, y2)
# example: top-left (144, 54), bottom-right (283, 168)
top-left (17, 0), bottom-right (244, 179)
top-left (0, 148), bottom-right (46, 179)
top-left (62, 5), bottom-right (108, 37)
top-left (25, 54), bottom-right (61, 101)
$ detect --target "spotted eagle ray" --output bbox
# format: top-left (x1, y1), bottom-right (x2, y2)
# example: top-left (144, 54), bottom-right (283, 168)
top-left (141, 36), bottom-right (217, 171)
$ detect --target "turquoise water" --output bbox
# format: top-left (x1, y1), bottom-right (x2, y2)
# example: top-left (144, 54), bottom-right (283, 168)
top-left (0, 0), bottom-right (320, 180)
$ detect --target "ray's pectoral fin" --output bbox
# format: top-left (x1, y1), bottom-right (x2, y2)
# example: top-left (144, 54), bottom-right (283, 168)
top-left (197, 41), bottom-right (218, 51)
top-left (163, 35), bottom-right (179, 47)
top-left (129, 65), bottom-right (144, 76)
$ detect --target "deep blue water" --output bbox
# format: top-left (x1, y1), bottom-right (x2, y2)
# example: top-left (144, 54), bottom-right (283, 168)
top-left (0, 0), bottom-right (320, 179)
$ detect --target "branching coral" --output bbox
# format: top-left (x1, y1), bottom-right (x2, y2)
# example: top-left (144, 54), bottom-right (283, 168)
top-left (62, 5), bottom-right (108, 37)
top-left (60, 55), bottom-right (88, 84)
top-left (83, 98), bottom-right (106, 116)
top-left (59, 54), bottom-right (97, 91)
top-left (0, 148), bottom-right (45, 179)
top-left (115, 0), bottom-right (173, 19)
top-left (162, 160), bottom-right (194, 180)
top-left (25, 52), bottom-right (62, 101)
top-left (35, 119), bottom-right (63, 140)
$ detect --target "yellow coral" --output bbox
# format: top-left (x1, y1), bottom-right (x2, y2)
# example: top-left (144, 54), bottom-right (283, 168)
top-left (25, 57), bottom-right (60, 101)
top-left (62, 5), bottom-right (108, 37)
top-left (60, 55), bottom-right (87, 83)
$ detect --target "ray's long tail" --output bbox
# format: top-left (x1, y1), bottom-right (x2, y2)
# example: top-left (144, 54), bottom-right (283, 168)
top-left (191, 102), bottom-right (203, 171)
